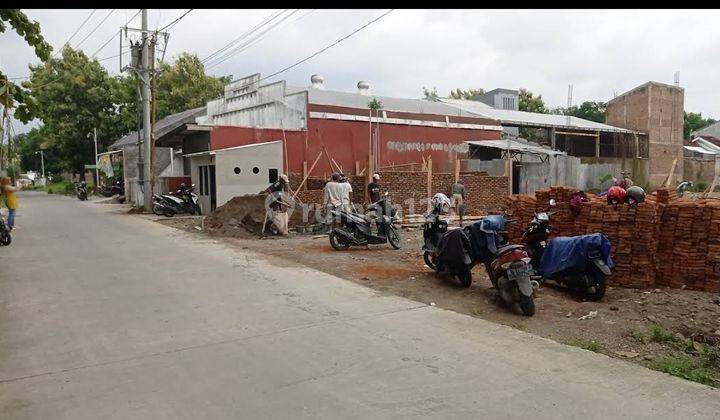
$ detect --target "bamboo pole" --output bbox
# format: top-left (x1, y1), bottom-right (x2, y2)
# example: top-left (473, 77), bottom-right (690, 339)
top-left (293, 151), bottom-right (323, 199)
top-left (454, 158), bottom-right (461, 182)
top-left (426, 156), bottom-right (433, 200)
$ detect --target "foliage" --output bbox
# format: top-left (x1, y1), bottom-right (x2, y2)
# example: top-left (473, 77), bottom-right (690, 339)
top-left (43, 180), bottom-right (74, 195)
top-left (554, 101), bottom-right (607, 123)
top-left (15, 126), bottom-right (61, 174)
top-left (518, 88), bottom-right (549, 114)
top-left (422, 86), bottom-right (439, 101)
top-left (449, 88), bottom-right (485, 100)
top-left (692, 181), bottom-right (707, 192)
top-left (630, 329), bottom-right (647, 344)
top-left (684, 112), bottom-right (716, 140)
top-left (368, 97), bottom-right (383, 110)
top-left (23, 46), bottom-right (121, 175)
top-left (563, 337), bottom-right (602, 353)
top-left (649, 325), bottom-right (680, 343)
top-left (0, 9), bottom-right (53, 120)
top-left (650, 351), bottom-right (720, 387)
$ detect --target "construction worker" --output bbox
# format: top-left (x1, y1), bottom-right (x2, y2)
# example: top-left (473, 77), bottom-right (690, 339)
top-left (262, 174), bottom-right (290, 235)
top-left (451, 178), bottom-right (466, 226)
top-left (323, 173), bottom-right (344, 231)
top-left (339, 173), bottom-right (353, 212)
top-left (368, 173), bottom-right (382, 203)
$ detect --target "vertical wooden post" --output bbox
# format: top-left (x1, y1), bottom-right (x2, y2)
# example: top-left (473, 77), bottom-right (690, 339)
top-left (427, 156), bottom-right (433, 201)
top-left (302, 161), bottom-right (308, 191)
top-left (550, 127), bottom-right (556, 150)
top-left (595, 131), bottom-right (600, 158)
top-left (454, 158), bottom-right (461, 182)
top-left (355, 161), bottom-right (360, 175)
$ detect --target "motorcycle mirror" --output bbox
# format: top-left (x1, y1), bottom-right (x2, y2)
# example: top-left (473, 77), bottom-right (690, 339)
top-left (384, 191), bottom-right (389, 197)
top-left (549, 199), bottom-right (556, 206)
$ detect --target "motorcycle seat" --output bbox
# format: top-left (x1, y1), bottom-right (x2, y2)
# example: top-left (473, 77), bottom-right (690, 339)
top-left (496, 244), bottom-right (526, 255)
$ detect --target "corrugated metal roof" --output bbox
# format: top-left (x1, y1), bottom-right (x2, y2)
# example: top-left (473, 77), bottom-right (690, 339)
top-left (693, 121), bottom-right (720, 139)
top-left (110, 107), bottom-right (207, 150)
top-left (466, 139), bottom-right (566, 156)
top-left (684, 145), bottom-right (717, 155)
top-left (285, 85), bottom-right (482, 118)
top-left (438, 98), bottom-right (640, 134)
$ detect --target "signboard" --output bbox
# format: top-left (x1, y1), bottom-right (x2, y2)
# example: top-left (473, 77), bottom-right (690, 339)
top-left (97, 154), bottom-right (114, 178)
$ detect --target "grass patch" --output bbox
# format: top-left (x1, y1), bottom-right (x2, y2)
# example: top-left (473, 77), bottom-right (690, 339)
top-left (650, 352), bottom-right (720, 387)
top-left (630, 329), bottom-right (647, 344)
top-left (33, 180), bottom-right (75, 195)
top-left (648, 325), bottom-right (679, 343)
top-left (563, 338), bottom-right (603, 353)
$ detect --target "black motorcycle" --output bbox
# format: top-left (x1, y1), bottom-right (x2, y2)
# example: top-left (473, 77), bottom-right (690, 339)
top-left (152, 184), bottom-right (201, 217)
top-left (99, 178), bottom-right (124, 197)
top-left (0, 216), bottom-right (11, 246)
top-left (522, 201), bottom-right (612, 301)
top-left (328, 192), bottom-right (401, 250)
top-left (422, 195), bottom-right (450, 270)
top-left (75, 181), bottom-right (88, 201)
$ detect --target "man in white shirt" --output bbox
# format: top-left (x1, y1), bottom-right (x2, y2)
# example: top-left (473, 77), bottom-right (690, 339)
top-left (324, 173), bottom-right (344, 230)
top-left (339, 174), bottom-right (353, 212)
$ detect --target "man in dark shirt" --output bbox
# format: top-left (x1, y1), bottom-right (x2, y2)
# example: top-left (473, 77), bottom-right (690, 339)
top-left (368, 173), bottom-right (382, 203)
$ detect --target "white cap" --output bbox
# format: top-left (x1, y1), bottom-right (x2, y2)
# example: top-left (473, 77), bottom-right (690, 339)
top-left (279, 174), bottom-right (289, 182)
top-left (373, 173), bottom-right (380, 180)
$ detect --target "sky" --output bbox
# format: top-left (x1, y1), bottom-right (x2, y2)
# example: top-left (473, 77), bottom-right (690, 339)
top-left (2, 9), bottom-right (718, 134)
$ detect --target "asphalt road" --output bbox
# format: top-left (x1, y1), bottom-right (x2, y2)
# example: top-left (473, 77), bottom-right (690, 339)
top-left (1, 191), bottom-right (719, 419)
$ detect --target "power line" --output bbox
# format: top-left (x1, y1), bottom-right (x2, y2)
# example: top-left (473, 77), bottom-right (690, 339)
top-left (54, 9), bottom-right (96, 56)
top-left (91, 30), bottom-right (120, 57)
top-left (201, 9), bottom-right (286, 64)
top-left (205, 9), bottom-right (300, 70)
top-left (259, 9), bottom-right (394, 82)
top-left (159, 9), bottom-right (193, 32)
top-left (75, 9), bottom-right (116, 49)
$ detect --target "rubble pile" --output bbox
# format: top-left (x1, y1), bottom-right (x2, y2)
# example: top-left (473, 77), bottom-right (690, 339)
top-left (204, 194), bottom-right (268, 237)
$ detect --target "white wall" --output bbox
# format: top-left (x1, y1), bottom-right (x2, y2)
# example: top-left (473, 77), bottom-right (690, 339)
top-left (214, 141), bottom-right (284, 208)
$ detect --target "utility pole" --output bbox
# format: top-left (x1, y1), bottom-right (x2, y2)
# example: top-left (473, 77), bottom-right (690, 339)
top-left (35, 150), bottom-right (45, 180)
top-left (89, 128), bottom-right (99, 187)
top-left (141, 9), bottom-right (153, 212)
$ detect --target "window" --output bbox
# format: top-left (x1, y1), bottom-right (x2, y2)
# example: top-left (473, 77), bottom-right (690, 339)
top-left (252, 167), bottom-right (260, 174)
top-left (268, 168), bottom-right (278, 183)
top-left (234, 167), bottom-right (241, 174)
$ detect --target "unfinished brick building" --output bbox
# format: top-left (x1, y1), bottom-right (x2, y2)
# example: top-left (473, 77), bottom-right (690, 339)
top-left (606, 81), bottom-right (684, 188)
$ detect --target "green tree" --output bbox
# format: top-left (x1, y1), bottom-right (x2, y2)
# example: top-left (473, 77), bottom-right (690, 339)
top-left (449, 88), bottom-right (485, 100)
top-left (15, 126), bottom-right (61, 174)
top-left (518, 88), bottom-right (549, 114)
top-left (554, 101), bottom-right (607, 123)
top-left (0, 9), bottom-right (53, 121)
top-left (23, 46), bottom-right (120, 175)
top-left (684, 111), bottom-right (716, 139)
top-left (422, 86), bottom-right (439, 101)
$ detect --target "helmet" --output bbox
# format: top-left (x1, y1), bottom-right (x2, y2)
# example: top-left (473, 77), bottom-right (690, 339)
top-left (607, 186), bottom-right (627, 204)
top-left (180, 183), bottom-right (187, 189)
top-left (431, 193), bottom-right (451, 214)
top-left (625, 186), bottom-right (646, 204)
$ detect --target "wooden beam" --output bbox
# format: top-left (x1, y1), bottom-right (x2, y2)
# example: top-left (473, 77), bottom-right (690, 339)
top-left (293, 151), bottom-right (323, 199)
top-left (595, 131), bottom-right (600, 158)
top-left (554, 130), bottom-right (601, 137)
top-left (454, 158), bottom-right (461, 182)
top-left (355, 161), bottom-right (360, 175)
top-left (426, 156), bottom-right (433, 201)
top-left (662, 158), bottom-right (678, 188)
top-left (302, 161), bottom-right (308, 191)
top-left (704, 175), bottom-right (718, 198)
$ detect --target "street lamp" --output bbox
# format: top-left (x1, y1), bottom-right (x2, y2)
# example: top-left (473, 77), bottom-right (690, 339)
top-left (87, 128), bottom-right (99, 187)
top-left (34, 150), bottom-right (45, 179)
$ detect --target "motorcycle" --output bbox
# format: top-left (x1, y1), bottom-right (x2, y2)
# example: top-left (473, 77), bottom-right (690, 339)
top-left (0, 215), bottom-right (11, 246)
top-left (152, 184), bottom-right (201, 217)
top-left (522, 200), bottom-right (613, 301)
top-left (75, 181), bottom-right (88, 201)
top-left (99, 178), bottom-right (124, 197)
top-left (328, 192), bottom-right (401, 250)
top-left (422, 194), bottom-right (450, 271)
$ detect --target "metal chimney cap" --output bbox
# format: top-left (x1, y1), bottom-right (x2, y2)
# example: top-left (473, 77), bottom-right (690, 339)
top-left (310, 74), bottom-right (325, 88)
top-left (357, 81), bottom-right (370, 90)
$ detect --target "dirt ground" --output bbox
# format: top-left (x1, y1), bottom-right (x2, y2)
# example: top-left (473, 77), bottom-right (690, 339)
top-left (156, 216), bottom-right (720, 379)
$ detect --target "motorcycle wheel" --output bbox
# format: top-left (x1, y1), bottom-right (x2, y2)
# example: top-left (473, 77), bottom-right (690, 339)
top-left (423, 251), bottom-right (437, 271)
top-left (0, 232), bottom-right (11, 246)
top-left (457, 270), bottom-right (472, 288)
top-left (387, 227), bottom-right (401, 250)
top-left (152, 203), bottom-right (164, 216)
top-left (519, 294), bottom-right (535, 317)
top-left (164, 209), bottom-right (175, 218)
top-left (329, 231), bottom-right (350, 251)
top-left (584, 272), bottom-right (607, 301)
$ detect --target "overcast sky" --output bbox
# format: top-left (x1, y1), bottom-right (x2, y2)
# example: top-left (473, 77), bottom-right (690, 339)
top-left (2, 9), bottom-right (718, 134)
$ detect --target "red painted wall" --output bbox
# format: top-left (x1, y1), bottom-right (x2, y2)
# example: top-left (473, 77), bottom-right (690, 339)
top-left (210, 119), bottom-right (501, 176)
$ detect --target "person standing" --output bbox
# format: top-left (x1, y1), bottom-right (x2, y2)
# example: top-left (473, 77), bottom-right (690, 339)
top-left (323, 173), bottom-right (344, 231)
top-left (1, 177), bottom-right (21, 230)
top-left (368, 174), bottom-right (382, 203)
top-left (339, 174), bottom-right (353, 212)
top-left (451, 179), bottom-right (466, 226)
top-left (261, 174), bottom-right (290, 235)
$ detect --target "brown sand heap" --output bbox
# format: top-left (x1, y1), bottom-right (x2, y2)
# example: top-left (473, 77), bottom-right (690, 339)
top-left (205, 194), bottom-right (268, 237)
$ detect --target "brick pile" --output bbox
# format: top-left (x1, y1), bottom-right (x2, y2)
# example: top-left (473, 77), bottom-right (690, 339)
top-left (504, 186), bottom-right (720, 292)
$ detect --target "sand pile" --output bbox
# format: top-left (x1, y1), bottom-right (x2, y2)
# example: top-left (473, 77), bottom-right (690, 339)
top-left (205, 194), bottom-right (268, 237)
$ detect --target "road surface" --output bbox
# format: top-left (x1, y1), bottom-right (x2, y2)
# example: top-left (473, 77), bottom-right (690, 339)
top-left (1, 192), bottom-right (719, 419)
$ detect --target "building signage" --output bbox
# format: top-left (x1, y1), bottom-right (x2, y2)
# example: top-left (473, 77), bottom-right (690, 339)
top-left (386, 141), bottom-right (469, 154)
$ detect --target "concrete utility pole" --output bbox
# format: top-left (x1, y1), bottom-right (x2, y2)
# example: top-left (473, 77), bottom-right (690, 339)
top-left (141, 9), bottom-right (153, 212)
top-left (89, 128), bottom-right (99, 187)
top-left (36, 150), bottom-right (45, 179)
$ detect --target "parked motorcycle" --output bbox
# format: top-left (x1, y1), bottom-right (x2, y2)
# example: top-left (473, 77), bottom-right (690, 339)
top-left (0, 215), bottom-right (11, 246)
top-left (152, 184), bottom-right (201, 217)
top-left (99, 178), bottom-right (124, 197)
top-left (328, 192), bottom-right (401, 250)
top-left (522, 200), bottom-right (613, 301)
top-left (75, 181), bottom-right (88, 201)
top-left (422, 193), bottom-right (451, 270)
top-left (469, 216), bottom-right (538, 316)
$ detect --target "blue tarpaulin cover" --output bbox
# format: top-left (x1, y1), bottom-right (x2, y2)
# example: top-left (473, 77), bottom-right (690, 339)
top-left (538, 233), bottom-right (614, 277)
